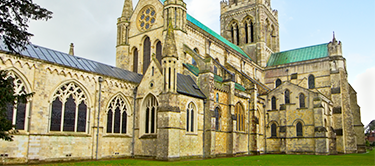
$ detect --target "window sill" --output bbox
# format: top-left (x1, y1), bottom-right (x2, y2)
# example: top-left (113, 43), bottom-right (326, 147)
top-left (186, 132), bottom-right (198, 136)
top-left (268, 109), bottom-right (279, 112)
top-left (139, 134), bottom-right (157, 139)
top-left (104, 134), bottom-right (132, 138)
top-left (40, 132), bottom-right (91, 137)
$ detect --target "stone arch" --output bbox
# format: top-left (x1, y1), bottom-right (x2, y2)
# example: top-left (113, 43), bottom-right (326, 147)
top-left (4, 67), bottom-right (32, 93)
top-left (214, 105), bottom-right (222, 131)
top-left (105, 93), bottom-right (132, 134)
top-left (48, 80), bottom-right (91, 133)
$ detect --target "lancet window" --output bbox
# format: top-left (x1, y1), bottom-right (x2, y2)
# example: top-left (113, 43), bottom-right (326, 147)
top-left (50, 82), bottom-right (88, 132)
top-left (144, 95), bottom-right (158, 134)
top-left (143, 37), bottom-right (151, 74)
top-left (244, 18), bottom-right (254, 44)
top-left (106, 95), bottom-right (128, 134)
top-left (156, 41), bottom-right (162, 64)
top-left (271, 96), bottom-right (277, 110)
top-left (308, 75), bottom-right (315, 89)
top-left (235, 103), bottom-right (245, 131)
top-left (285, 89), bottom-right (290, 104)
top-left (186, 102), bottom-right (195, 133)
top-left (230, 22), bottom-right (240, 45)
top-left (214, 107), bottom-right (221, 131)
top-left (296, 122), bottom-right (303, 136)
top-left (133, 47), bottom-right (138, 73)
top-left (271, 123), bottom-right (277, 137)
top-left (299, 93), bottom-right (306, 108)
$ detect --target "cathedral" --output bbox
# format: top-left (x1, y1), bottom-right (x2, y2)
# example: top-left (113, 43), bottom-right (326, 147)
top-left (0, 0), bottom-right (366, 164)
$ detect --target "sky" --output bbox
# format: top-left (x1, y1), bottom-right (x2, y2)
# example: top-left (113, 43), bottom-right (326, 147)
top-left (29, 0), bottom-right (375, 125)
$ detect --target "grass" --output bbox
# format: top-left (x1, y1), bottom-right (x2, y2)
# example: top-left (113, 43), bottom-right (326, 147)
top-left (33, 150), bottom-right (375, 166)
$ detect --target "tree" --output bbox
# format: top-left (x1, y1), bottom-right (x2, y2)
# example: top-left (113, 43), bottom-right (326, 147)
top-left (0, 0), bottom-right (53, 54)
top-left (0, 0), bottom-right (49, 141)
top-left (0, 70), bottom-right (34, 141)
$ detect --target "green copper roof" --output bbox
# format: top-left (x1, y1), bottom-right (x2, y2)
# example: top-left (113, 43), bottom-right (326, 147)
top-left (159, 0), bottom-right (251, 61)
top-left (183, 63), bottom-right (199, 76)
top-left (214, 75), bottom-right (223, 82)
top-left (235, 83), bottom-right (246, 92)
top-left (267, 43), bottom-right (329, 67)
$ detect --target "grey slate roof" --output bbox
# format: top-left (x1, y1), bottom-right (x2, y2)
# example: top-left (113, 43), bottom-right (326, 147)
top-left (0, 42), bottom-right (143, 84)
top-left (177, 74), bottom-right (206, 99)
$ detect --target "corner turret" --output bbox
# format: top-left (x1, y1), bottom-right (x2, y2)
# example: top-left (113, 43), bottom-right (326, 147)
top-left (328, 32), bottom-right (343, 57)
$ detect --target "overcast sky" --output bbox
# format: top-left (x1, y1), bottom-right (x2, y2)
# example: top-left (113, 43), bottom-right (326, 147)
top-left (29, 0), bottom-right (375, 125)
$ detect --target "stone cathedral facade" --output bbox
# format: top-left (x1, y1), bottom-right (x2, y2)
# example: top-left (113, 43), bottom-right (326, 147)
top-left (0, 0), bottom-right (366, 164)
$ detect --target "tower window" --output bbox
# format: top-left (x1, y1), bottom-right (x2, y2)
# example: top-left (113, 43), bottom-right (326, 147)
top-left (156, 41), bottom-right (162, 64)
top-left (143, 37), bottom-right (151, 74)
top-left (133, 48), bottom-right (138, 73)
top-left (296, 122), bottom-right (303, 136)
top-left (299, 93), bottom-right (306, 108)
top-left (186, 102), bottom-right (196, 133)
top-left (308, 75), bottom-right (315, 89)
top-left (271, 123), bottom-right (277, 137)
top-left (275, 79), bottom-right (282, 88)
top-left (271, 96), bottom-right (277, 110)
top-left (285, 89), bottom-right (290, 104)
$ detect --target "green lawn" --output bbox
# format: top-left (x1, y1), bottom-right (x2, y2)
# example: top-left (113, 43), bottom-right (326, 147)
top-left (35, 150), bottom-right (375, 166)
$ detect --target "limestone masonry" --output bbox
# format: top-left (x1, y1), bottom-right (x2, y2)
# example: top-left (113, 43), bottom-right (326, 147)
top-left (0, 0), bottom-right (366, 164)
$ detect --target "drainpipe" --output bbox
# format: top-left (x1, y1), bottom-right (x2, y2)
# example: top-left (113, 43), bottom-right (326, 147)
top-left (131, 87), bottom-right (138, 158)
top-left (96, 76), bottom-right (104, 160)
top-left (248, 98), bottom-right (251, 155)
top-left (202, 99), bottom-right (207, 158)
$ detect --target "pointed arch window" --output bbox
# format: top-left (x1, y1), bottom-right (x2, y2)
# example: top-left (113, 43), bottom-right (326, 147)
top-left (299, 93), bottom-right (306, 108)
top-left (186, 102), bottom-right (196, 133)
top-left (143, 37), bottom-right (151, 74)
top-left (214, 107), bottom-right (221, 131)
top-left (133, 48), bottom-right (138, 73)
top-left (308, 75), bottom-right (315, 89)
top-left (271, 123), bottom-right (277, 137)
top-left (244, 18), bottom-right (254, 44)
top-left (156, 41), bottom-right (162, 65)
top-left (106, 95), bottom-right (128, 134)
top-left (50, 82), bottom-right (88, 132)
top-left (271, 96), bottom-right (277, 110)
top-left (235, 103), bottom-right (245, 131)
top-left (144, 95), bottom-right (158, 134)
top-left (296, 122), bottom-right (303, 136)
top-left (285, 89), bottom-right (290, 104)
top-left (5, 71), bottom-right (29, 130)
top-left (230, 22), bottom-right (239, 45)
top-left (275, 79), bottom-right (282, 88)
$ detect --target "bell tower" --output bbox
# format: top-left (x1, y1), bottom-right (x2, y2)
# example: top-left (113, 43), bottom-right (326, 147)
top-left (220, 0), bottom-right (279, 67)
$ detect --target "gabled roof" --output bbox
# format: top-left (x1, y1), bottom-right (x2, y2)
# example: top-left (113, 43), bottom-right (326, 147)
top-left (177, 74), bottom-right (206, 99)
top-left (0, 42), bottom-right (143, 84)
top-left (159, 0), bottom-right (251, 61)
top-left (267, 43), bottom-right (329, 67)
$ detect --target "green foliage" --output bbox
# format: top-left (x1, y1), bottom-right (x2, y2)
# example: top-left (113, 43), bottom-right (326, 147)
top-left (0, 70), bottom-right (33, 141)
top-left (36, 150), bottom-right (375, 166)
top-left (0, 0), bottom-right (52, 53)
top-left (366, 140), bottom-right (371, 147)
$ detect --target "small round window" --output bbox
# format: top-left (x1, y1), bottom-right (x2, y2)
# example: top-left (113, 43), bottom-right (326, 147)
top-left (138, 6), bottom-right (156, 31)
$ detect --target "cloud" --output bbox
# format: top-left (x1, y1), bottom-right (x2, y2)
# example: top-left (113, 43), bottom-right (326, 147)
top-left (352, 67), bottom-right (375, 125)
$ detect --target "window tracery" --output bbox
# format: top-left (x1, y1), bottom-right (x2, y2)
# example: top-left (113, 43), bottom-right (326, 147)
top-left (235, 103), bottom-right (245, 131)
top-left (5, 71), bottom-right (28, 130)
top-left (106, 95), bottom-right (128, 134)
top-left (50, 82), bottom-right (88, 132)
top-left (138, 6), bottom-right (156, 31)
top-left (144, 95), bottom-right (158, 134)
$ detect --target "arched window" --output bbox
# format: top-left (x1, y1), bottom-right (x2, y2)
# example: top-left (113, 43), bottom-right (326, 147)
top-left (275, 79), bottom-right (282, 88)
top-left (186, 102), bottom-right (195, 133)
top-left (144, 95), bottom-right (158, 134)
top-left (156, 41), bottom-right (162, 64)
top-left (216, 93), bottom-right (219, 103)
top-left (133, 48), bottom-right (138, 73)
top-left (271, 96), bottom-right (277, 110)
top-left (106, 95), bottom-right (128, 134)
top-left (214, 107), bottom-right (221, 131)
top-left (143, 37), bottom-right (151, 74)
top-left (299, 93), bottom-right (306, 108)
top-left (193, 48), bottom-right (199, 54)
top-left (271, 123), bottom-right (277, 137)
top-left (296, 122), bottom-right (303, 136)
top-left (308, 75), bottom-right (315, 89)
top-left (244, 18), bottom-right (254, 44)
top-left (5, 71), bottom-right (29, 130)
top-left (230, 22), bottom-right (239, 45)
top-left (285, 89), bottom-right (290, 104)
top-left (235, 103), bottom-right (245, 131)
top-left (50, 82), bottom-right (88, 132)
